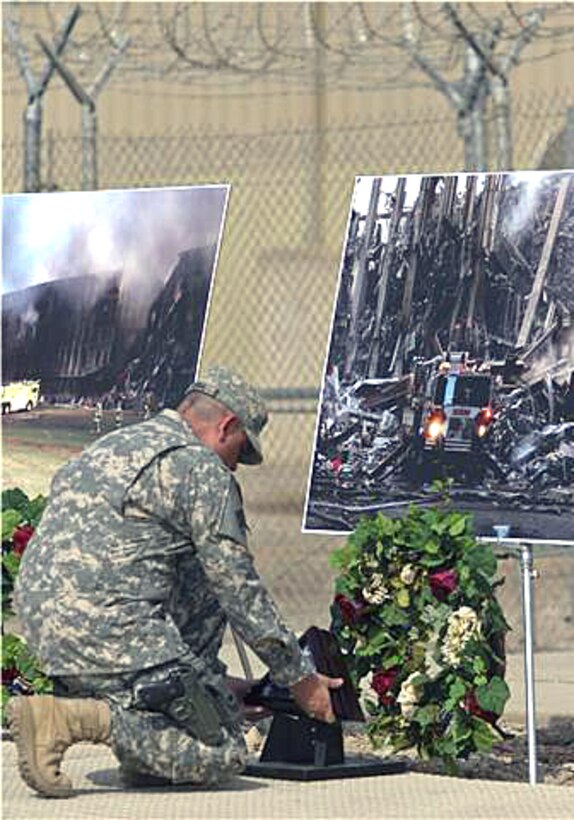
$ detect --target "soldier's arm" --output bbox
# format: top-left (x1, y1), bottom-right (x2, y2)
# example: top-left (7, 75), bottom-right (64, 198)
top-left (127, 447), bottom-right (314, 687)
top-left (187, 472), bottom-right (314, 687)
top-left (197, 532), bottom-right (314, 687)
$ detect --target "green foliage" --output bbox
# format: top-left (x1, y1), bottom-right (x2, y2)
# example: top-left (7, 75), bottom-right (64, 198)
top-left (2, 488), bottom-right (51, 724)
top-left (2, 510), bottom-right (22, 542)
top-left (330, 504), bottom-right (510, 767)
top-left (476, 676), bottom-right (510, 714)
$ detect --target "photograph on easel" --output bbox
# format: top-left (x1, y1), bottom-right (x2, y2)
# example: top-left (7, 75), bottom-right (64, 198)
top-left (2, 184), bottom-right (229, 488)
top-left (303, 171), bottom-right (574, 541)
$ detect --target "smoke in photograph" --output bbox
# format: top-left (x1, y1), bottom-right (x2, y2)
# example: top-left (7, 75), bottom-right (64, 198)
top-left (2, 185), bottom-right (228, 409)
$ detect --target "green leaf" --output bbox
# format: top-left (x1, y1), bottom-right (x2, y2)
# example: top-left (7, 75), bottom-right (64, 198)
top-left (472, 656), bottom-right (487, 675)
top-left (463, 544), bottom-right (497, 577)
top-left (407, 671), bottom-right (427, 688)
top-left (381, 654), bottom-right (402, 667)
top-left (447, 714), bottom-right (473, 743)
top-left (368, 627), bottom-right (394, 650)
top-left (2, 633), bottom-right (24, 666)
top-left (471, 717), bottom-right (498, 752)
top-left (329, 543), bottom-right (357, 572)
top-left (2, 510), bottom-right (21, 541)
top-left (476, 676), bottom-right (510, 715)
top-left (397, 588), bottom-right (410, 609)
top-left (26, 495), bottom-right (47, 527)
top-left (376, 514), bottom-right (396, 538)
top-left (33, 676), bottom-right (53, 694)
top-left (424, 540), bottom-right (441, 555)
top-left (334, 576), bottom-right (356, 598)
top-left (448, 679), bottom-right (467, 703)
top-left (381, 604), bottom-right (410, 627)
top-left (431, 518), bottom-right (450, 536)
top-left (433, 735), bottom-right (457, 758)
top-left (2, 552), bottom-right (21, 580)
top-left (443, 757), bottom-right (460, 776)
top-left (1, 488), bottom-right (30, 514)
top-left (449, 516), bottom-right (467, 537)
top-left (412, 704), bottom-right (438, 728)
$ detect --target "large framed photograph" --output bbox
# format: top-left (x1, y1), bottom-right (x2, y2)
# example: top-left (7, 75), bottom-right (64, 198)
top-left (303, 171), bottom-right (574, 542)
top-left (2, 185), bottom-right (229, 486)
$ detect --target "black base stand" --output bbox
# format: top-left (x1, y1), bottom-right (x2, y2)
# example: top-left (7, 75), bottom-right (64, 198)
top-left (244, 713), bottom-right (407, 782)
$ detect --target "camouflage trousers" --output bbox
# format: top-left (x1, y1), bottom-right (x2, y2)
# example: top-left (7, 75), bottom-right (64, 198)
top-left (54, 654), bottom-right (247, 786)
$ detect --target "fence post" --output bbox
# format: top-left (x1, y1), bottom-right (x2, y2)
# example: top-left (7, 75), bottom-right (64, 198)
top-left (567, 108), bottom-right (574, 168)
top-left (23, 98), bottom-right (42, 192)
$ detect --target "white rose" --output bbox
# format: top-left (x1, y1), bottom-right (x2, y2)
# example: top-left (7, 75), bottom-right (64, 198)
top-left (397, 672), bottom-right (424, 717)
top-left (441, 607), bottom-right (482, 665)
top-left (362, 573), bottom-right (389, 604)
top-left (400, 564), bottom-right (417, 585)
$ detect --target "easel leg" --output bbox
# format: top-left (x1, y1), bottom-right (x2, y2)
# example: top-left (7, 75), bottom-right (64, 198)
top-left (520, 543), bottom-right (538, 786)
top-left (231, 628), bottom-right (253, 680)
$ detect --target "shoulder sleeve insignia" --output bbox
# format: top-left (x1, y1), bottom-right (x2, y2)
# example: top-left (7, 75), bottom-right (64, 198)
top-left (218, 479), bottom-right (249, 546)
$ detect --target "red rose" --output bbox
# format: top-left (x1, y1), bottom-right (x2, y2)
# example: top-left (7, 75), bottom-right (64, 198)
top-left (334, 594), bottom-right (366, 625)
top-left (372, 668), bottom-right (399, 705)
top-left (463, 690), bottom-right (498, 725)
top-left (429, 568), bottom-right (458, 600)
top-left (12, 525), bottom-right (35, 556)
top-left (2, 666), bottom-right (19, 685)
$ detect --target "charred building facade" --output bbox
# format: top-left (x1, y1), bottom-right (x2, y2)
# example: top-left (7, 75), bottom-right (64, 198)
top-left (2, 245), bottom-right (216, 408)
top-left (3, 273), bottom-right (123, 396)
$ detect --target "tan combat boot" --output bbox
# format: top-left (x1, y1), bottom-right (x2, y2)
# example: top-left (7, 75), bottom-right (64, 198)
top-left (8, 695), bottom-right (111, 798)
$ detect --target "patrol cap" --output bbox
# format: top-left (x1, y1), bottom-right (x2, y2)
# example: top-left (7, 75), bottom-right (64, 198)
top-left (186, 365), bottom-right (268, 465)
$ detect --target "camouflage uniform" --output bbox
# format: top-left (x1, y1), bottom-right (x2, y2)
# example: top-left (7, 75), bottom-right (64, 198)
top-left (15, 369), bottom-right (313, 785)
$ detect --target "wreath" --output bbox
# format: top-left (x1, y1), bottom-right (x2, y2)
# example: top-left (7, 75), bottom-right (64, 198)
top-left (330, 504), bottom-right (510, 768)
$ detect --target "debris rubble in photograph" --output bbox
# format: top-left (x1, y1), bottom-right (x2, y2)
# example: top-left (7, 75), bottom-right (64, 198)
top-left (305, 171), bottom-right (574, 539)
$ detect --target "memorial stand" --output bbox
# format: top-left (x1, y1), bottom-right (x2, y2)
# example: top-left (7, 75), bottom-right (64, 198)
top-left (244, 712), bottom-right (407, 781)
top-left (240, 626), bottom-right (407, 781)
top-left (488, 535), bottom-right (573, 786)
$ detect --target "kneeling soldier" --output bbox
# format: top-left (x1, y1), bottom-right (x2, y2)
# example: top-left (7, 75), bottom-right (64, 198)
top-left (11, 365), bottom-right (341, 797)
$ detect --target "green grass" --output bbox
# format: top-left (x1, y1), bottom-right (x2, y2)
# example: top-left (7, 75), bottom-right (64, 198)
top-left (1, 407), bottom-right (134, 497)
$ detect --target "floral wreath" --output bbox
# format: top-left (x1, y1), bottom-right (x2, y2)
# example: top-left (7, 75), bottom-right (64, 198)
top-left (330, 504), bottom-right (510, 766)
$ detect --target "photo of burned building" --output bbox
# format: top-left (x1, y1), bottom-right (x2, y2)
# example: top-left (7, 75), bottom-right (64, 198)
top-left (2, 186), bottom-right (228, 412)
top-left (304, 171), bottom-right (574, 541)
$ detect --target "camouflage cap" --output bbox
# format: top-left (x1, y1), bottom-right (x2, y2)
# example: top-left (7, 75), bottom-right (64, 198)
top-left (187, 365), bottom-right (268, 465)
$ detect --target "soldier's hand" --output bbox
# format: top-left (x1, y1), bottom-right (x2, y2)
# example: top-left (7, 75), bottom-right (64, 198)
top-left (290, 672), bottom-right (344, 723)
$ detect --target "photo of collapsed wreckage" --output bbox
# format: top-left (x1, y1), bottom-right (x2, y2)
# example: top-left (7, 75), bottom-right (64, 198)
top-left (305, 171), bottom-right (574, 541)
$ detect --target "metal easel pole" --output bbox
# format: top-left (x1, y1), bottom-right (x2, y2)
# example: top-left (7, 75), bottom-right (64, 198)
top-left (519, 542), bottom-right (538, 785)
top-left (231, 627), bottom-right (254, 680)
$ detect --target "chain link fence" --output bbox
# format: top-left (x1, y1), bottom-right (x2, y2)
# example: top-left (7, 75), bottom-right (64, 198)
top-left (3, 88), bottom-right (574, 650)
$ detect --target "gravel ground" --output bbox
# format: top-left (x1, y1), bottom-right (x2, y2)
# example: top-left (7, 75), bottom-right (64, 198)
top-left (341, 718), bottom-right (574, 787)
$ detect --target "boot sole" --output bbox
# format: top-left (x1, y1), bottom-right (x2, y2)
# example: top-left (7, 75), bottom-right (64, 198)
top-left (7, 697), bottom-right (73, 798)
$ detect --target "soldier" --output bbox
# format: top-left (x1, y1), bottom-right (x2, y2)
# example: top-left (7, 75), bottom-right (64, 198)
top-left (10, 365), bottom-right (342, 798)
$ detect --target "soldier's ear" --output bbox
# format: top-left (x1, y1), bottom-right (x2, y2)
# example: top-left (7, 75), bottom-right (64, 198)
top-left (219, 413), bottom-right (241, 439)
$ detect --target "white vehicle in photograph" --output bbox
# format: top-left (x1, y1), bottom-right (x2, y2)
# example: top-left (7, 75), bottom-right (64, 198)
top-left (1, 380), bottom-right (41, 414)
